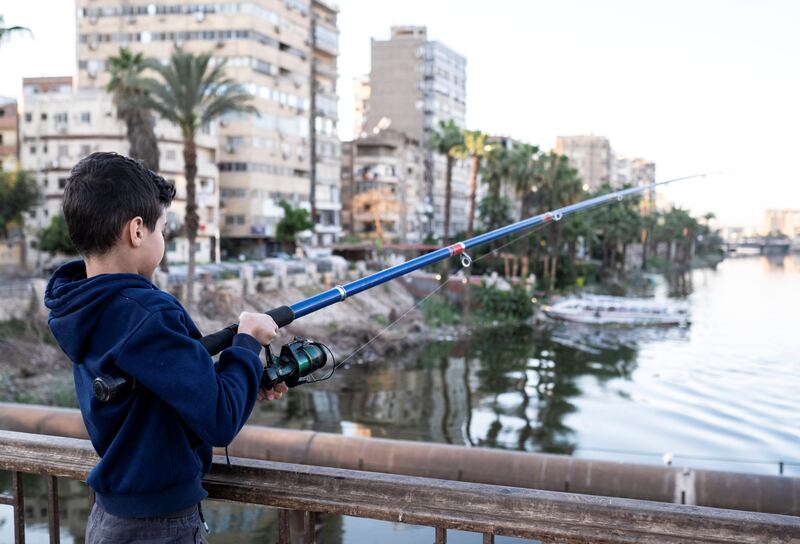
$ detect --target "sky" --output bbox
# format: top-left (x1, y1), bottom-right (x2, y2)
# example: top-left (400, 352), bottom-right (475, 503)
top-left (2, 0), bottom-right (799, 228)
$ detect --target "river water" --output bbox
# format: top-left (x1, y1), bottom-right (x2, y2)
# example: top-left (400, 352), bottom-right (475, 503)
top-left (3, 255), bottom-right (799, 543)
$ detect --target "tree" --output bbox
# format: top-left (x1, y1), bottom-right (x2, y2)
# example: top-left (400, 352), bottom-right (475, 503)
top-left (39, 215), bottom-right (77, 255)
top-left (106, 48), bottom-right (160, 171)
top-left (508, 143), bottom-right (540, 276)
top-left (452, 130), bottom-right (495, 239)
top-left (139, 48), bottom-right (256, 302)
top-left (480, 147), bottom-right (513, 231)
top-left (429, 120), bottom-right (464, 243)
top-left (276, 201), bottom-right (313, 250)
top-left (0, 170), bottom-right (38, 239)
top-left (0, 15), bottom-right (31, 45)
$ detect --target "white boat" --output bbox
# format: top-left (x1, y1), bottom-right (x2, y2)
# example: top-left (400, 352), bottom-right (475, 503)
top-left (543, 295), bottom-right (690, 326)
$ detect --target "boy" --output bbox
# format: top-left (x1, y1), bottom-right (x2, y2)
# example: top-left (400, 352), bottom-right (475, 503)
top-left (44, 152), bottom-right (285, 543)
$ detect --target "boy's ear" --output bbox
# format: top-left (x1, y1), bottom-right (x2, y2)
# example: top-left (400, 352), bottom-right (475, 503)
top-left (127, 217), bottom-right (145, 248)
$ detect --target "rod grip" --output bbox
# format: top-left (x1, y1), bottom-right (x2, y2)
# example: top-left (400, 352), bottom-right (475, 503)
top-left (198, 323), bottom-right (239, 355)
top-left (198, 306), bottom-right (295, 356)
top-left (266, 305), bottom-right (295, 328)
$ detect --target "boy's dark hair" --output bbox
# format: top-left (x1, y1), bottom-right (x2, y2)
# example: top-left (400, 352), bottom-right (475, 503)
top-left (62, 152), bottom-right (175, 256)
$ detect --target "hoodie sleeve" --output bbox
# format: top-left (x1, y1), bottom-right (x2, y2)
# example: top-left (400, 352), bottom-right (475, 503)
top-left (115, 309), bottom-right (264, 447)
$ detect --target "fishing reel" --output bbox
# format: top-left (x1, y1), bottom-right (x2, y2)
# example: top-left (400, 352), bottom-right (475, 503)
top-left (262, 336), bottom-right (333, 389)
top-left (92, 335), bottom-right (334, 402)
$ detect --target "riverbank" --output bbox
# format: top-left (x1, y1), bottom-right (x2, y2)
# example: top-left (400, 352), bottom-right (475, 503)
top-left (0, 277), bottom-right (440, 406)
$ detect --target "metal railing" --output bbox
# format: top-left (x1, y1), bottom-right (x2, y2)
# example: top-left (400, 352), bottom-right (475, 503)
top-left (0, 430), bottom-right (798, 544)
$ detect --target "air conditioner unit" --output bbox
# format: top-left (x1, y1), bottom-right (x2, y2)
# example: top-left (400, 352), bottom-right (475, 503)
top-left (225, 145), bottom-right (236, 153)
top-left (87, 67), bottom-right (98, 79)
top-left (89, 41), bottom-right (98, 50)
top-left (195, 11), bottom-right (205, 22)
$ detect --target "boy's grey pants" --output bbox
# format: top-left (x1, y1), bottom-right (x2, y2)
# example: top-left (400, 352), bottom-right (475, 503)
top-left (86, 503), bottom-right (208, 544)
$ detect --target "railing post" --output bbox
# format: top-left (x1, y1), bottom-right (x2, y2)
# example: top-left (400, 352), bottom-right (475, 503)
top-left (278, 509), bottom-right (316, 544)
top-left (47, 476), bottom-right (60, 544)
top-left (13, 471), bottom-right (25, 544)
top-left (483, 533), bottom-right (495, 544)
top-left (435, 526), bottom-right (447, 543)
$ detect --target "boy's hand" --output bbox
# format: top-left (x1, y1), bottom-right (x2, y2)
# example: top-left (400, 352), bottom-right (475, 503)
top-left (237, 312), bottom-right (278, 346)
top-left (258, 382), bottom-right (288, 401)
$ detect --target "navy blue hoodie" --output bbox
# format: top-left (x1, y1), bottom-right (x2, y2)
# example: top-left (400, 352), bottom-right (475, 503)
top-left (45, 260), bottom-right (264, 518)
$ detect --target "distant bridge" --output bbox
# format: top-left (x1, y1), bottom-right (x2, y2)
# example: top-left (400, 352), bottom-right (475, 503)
top-left (724, 237), bottom-right (791, 255)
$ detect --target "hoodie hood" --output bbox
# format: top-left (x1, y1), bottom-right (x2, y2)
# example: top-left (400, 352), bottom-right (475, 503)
top-left (45, 260), bottom-right (157, 362)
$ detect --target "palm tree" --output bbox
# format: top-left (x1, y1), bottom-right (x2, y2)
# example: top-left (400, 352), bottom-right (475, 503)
top-left (106, 48), bottom-right (160, 171)
top-left (428, 120), bottom-right (463, 243)
top-left (538, 152), bottom-right (583, 290)
top-left (480, 146), bottom-right (512, 231)
top-left (140, 49), bottom-right (256, 303)
top-left (508, 144), bottom-right (540, 277)
top-left (0, 16), bottom-right (31, 44)
top-left (452, 130), bottom-right (494, 239)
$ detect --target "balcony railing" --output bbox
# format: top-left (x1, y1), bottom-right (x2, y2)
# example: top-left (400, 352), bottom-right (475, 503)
top-left (0, 430), bottom-right (798, 544)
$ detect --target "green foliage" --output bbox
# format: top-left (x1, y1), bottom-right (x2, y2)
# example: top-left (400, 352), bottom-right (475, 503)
top-left (0, 319), bottom-right (26, 338)
top-left (0, 15), bottom-right (31, 44)
top-left (422, 233), bottom-right (437, 245)
top-left (478, 194), bottom-right (513, 232)
top-left (276, 200), bottom-right (312, 245)
top-left (473, 283), bottom-right (535, 321)
top-left (106, 47), bottom-right (159, 170)
top-left (0, 170), bottom-right (38, 238)
top-left (421, 295), bottom-right (461, 327)
top-left (219, 270), bottom-right (237, 280)
top-left (428, 120), bottom-right (464, 156)
top-left (139, 49), bottom-right (257, 139)
top-left (256, 269), bottom-right (274, 278)
top-left (39, 215), bottom-right (77, 255)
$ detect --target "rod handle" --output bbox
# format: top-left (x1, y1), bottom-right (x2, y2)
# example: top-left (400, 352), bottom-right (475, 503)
top-left (199, 306), bottom-right (295, 356)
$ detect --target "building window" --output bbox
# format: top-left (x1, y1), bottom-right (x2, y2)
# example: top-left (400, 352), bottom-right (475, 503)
top-left (25, 113), bottom-right (32, 123)
top-left (40, 113), bottom-right (47, 121)
top-left (80, 112), bottom-right (91, 123)
top-left (29, 146), bottom-right (36, 154)
top-left (54, 112), bottom-right (68, 124)
top-left (167, 241), bottom-right (176, 252)
top-left (58, 178), bottom-right (68, 189)
top-left (80, 145), bottom-right (91, 157)
top-left (165, 149), bottom-right (176, 160)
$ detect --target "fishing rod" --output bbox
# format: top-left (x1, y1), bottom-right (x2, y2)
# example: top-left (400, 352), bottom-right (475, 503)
top-left (93, 174), bottom-right (707, 401)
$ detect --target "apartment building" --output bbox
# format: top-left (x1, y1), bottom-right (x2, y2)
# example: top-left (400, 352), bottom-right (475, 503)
top-left (74, 0), bottom-right (341, 254)
top-left (341, 129), bottom-right (425, 243)
top-left (20, 81), bottom-right (219, 269)
top-left (366, 26), bottom-right (468, 240)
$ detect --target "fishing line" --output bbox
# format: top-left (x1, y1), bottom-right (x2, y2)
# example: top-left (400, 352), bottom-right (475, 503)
top-left (335, 221), bottom-right (556, 369)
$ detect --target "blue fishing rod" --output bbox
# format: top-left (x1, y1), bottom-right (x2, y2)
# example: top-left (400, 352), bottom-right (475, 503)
top-left (93, 174), bottom-right (705, 401)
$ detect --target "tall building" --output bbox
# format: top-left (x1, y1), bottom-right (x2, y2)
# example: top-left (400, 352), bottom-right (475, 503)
top-left (612, 156), bottom-right (656, 209)
top-left (352, 75), bottom-right (370, 139)
top-left (0, 97), bottom-right (19, 173)
top-left (74, 0), bottom-right (341, 254)
top-left (366, 26), bottom-right (468, 239)
top-left (20, 83), bottom-right (219, 269)
top-left (555, 135), bottom-right (612, 190)
top-left (340, 129), bottom-right (425, 243)
top-left (762, 209), bottom-right (800, 238)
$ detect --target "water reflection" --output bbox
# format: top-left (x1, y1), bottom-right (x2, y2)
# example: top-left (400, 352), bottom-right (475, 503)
top-left (250, 324), bottom-right (646, 459)
top-left (3, 256), bottom-right (798, 543)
